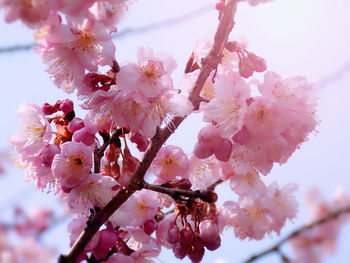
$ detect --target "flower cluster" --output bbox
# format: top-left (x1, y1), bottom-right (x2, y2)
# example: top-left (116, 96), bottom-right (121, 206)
top-left (2, 0), bottom-right (325, 262)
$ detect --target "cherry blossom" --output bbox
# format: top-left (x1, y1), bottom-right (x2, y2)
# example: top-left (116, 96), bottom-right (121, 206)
top-left (151, 145), bottom-right (190, 183)
top-left (201, 72), bottom-right (250, 138)
top-left (67, 173), bottom-right (119, 214)
top-left (51, 141), bottom-right (92, 189)
top-left (2, 0), bottom-right (327, 262)
top-left (10, 103), bottom-right (52, 160)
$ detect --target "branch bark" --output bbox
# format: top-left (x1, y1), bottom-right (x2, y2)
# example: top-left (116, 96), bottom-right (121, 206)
top-left (142, 181), bottom-right (218, 203)
top-left (244, 205), bottom-right (350, 263)
top-left (58, 1), bottom-right (237, 262)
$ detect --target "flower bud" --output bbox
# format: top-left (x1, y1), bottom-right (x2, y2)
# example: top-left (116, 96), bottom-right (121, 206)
top-left (199, 219), bottom-right (221, 251)
top-left (143, 219), bottom-right (158, 235)
top-left (59, 99), bottom-right (74, 114)
top-left (42, 103), bottom-right (56, 115)
top-left (181, 223), bottom-right (194, 245)
top-left (166, 222), bottom-right (181, 244)
top-left (188, 245), bottom-right (205, 263)
top-left (172, 242), bottom-right (188, 259)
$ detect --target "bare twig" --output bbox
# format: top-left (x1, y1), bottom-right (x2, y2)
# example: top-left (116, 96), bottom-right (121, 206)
top-left (142, 181), bottom-right (218, 203)
top-left (0, 5), bottom-right (212, 54)
top-left (243, 205), bottom-right (350, 263)
top-left (207, 179), bottom-right (224, 191)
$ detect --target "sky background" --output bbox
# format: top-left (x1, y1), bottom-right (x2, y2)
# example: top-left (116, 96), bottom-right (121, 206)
top-left (0, 0), bottom-right (350, 262)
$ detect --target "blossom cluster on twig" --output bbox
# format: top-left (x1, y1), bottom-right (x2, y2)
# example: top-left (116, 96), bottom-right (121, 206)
top-left (0, 0), bottom-right (333, 262)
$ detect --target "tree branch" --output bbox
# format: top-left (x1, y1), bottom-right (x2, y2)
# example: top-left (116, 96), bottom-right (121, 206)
top-left (142, 181), bottom-right (218, 203)
top-left (0, 5), bottom-right (212, 54)
top-left (58, 1), bottom-right (237, 262)
top-left (243, 205), bottom-right (350, 263)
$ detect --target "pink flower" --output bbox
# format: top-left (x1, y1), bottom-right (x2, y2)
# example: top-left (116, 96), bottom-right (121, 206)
top-left (218, 181), bottom-right (298, 241)
top-left (193, 125), bottom-right (233, 162)
top-left (25, 144), bottom-right (60, 191)
top-left (202, 72), bottom-right (250, 138)
top-left (259, 71), bottom-right (317, 145)
top-left (199, 219), bottom-right (221, 251)
top-left (218, 159), bottom-right (265, 196)
top-left (0, 0), bottom-right (58, 28)
top-left (68, 216), bottom-right (101, 249)
top-left (117, 47), bottom-right (177, 99)
top-left (71, 115), bottom-right (98, 146)
top-left (188, 155), bottom-right (220, 191)
top-left (193, 32), bottom-right (242, 73)
top-left (244, 97), bottom-right (288, 137)
top-left (121, 227), bottom-right (161, 259)
top-left (38, 16), bottom-right (115, 93)
top-left (51, 141), bottom-right (92, 189)
top-left (264, 182), bottom-right (299, 234)
top-left (90, 0), bottom-right (130, 26)
top-left (57, 0), bottom-right (97, 16)
top-left (10, 103), bottom-right (52, 160)
top-left (67, 173), bottom-right (118, 214)
top-left (229, 71), bottom-right (317, 175)
top-left (92, 224), bottom-right (118, 260)
top-left (151, 145), bottom-right (189, 183)
top-left (110, 190), bottom-right (161, 228)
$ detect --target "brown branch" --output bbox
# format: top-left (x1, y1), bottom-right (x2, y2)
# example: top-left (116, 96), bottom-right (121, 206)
top-left (243, 205), bottom-right (350, 263)
top-left (207, 179), bottom-right (224, 191)
top-left (58, 1), bottom-right (237, 262)
top-left (142, 181), bottom-right (218, 203)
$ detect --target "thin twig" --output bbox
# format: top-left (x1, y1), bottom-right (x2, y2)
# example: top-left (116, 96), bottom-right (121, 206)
top-left (0, 5), bottom-right (212, 54)
top-left (142, 181), bottom-right (218, 203)
top-left (115, 5), bottom-right (212, 40)
top-left (207, 179), bottom-right (224, 191)
top-left (243, 205), bottom-right (350, 263)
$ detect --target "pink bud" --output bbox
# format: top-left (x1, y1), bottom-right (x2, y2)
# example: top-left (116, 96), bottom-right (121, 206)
top-left (225, 41), bottom-right (241, 53)
top-left (197, 126), bottom-right (220, 148)
top-left (59, 99), bottom-right (74, 114)
top-left (195, 126), bottom-right (233, 162)
top-left (42, 103), bottom-right (57, 115)
top-left (68, 118), bottom-right (84, 133)
top-left (239, 57), bottom-right (254, 78)
top-left (199, 219), bottom-right (221, 251)
top-left (130, 132), bottom-right (149, 152)
top-left (188, 245), bottom-right (205, 263)
top-left (181, 223), bottom-right (194, 245)
top-left (72, 127), bottom-right (95, 146)
top-left (166, 223), bottom-right (181, 244)
top-left (215, 1), bottom-right (224, 12)
top-left (143, 219), bottom-right (158, 235)
top-left (53, 100), bottom-right (62, 110)
top-left (93, 226), bottom-right (118, 260)
top-left (193, 142), bottom-right (213, 159)
top-left (205, 235), bottom-right (221, 251)
top-left (213, 138), bottom-right (232, 162)
top-left (176, 179), bottom-right (192, 190)
top-left (247, 52), bottom-right (267, 72)
top-left (172, 242), bottom-right (188, 259)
